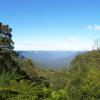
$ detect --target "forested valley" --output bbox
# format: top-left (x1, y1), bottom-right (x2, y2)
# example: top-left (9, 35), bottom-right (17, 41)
top-left (0, 23), bottom-right (100, 100)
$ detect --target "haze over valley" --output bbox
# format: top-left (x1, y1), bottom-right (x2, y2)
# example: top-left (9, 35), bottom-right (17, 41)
top-left (18, 51), bottom-right (82, 69)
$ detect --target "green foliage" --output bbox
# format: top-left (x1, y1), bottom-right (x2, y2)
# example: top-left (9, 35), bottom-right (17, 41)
top-left (0, 23), bottom-right (100, 100)
top-left (66, 50), bottom-right (100, 100)
top-left (20, 59), bottom-right (39, 78)
top-left (0, 77), bottom-right (68, 100)
top-left (0, 23), bottom-right (19, 73)
top-left (0, 50), bottom-right (100, 100)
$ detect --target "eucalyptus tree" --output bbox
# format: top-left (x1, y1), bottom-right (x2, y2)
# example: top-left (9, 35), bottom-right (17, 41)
top-left (0, 23), bottom-right (18, 73)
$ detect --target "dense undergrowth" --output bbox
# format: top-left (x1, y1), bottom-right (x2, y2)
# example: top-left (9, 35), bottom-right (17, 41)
top-left (0, 50), bottom-right (100, 100)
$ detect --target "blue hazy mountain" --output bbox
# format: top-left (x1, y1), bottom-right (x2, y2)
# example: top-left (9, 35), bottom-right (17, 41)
top-left (17, 51), bottom-right (82, 69)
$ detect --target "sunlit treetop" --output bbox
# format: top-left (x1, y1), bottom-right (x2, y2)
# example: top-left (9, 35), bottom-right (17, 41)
top-left (0, 23), bottom-right (14, 49)
top-left (0, 22), bottom-right (12, 38)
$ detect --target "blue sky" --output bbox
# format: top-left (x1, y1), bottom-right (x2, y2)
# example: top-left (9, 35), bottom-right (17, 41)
top-left (0, 0), bottom-right (100, 50)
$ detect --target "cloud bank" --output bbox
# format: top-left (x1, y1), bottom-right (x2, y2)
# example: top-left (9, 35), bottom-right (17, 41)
top-left (14, 37), bottom-right (92, 51)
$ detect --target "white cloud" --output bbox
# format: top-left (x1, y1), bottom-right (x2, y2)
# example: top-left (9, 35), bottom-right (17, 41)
top-left (14, 37), bottom-right (92, 51)
top-left (87, 24), bottom-right (100, 31)
top-left (65, 37), bottom-right (92, 51)
top-left (94, 25), bottom-right (100, 31)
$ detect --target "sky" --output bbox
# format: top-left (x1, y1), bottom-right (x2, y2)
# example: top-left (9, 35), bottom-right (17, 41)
top-left (0, 0), bottom-right (100, 51)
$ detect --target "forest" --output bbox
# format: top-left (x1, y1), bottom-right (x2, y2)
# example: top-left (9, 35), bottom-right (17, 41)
top-left (0, 23), bottom-right (100, 100)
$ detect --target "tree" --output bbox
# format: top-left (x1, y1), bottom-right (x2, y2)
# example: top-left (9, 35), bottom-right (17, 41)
top-left (0, 23), bottom-right (18, 73)
top-left (0, 22), bottom-right (14, 49)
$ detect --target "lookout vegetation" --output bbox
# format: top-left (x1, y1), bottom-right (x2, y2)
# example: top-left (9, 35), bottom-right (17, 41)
top-left (0, 23), bottom-right (100, 100)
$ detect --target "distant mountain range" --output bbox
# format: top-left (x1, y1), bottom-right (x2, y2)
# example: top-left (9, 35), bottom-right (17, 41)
top-left (17, 51), bottom-right (83, 69)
